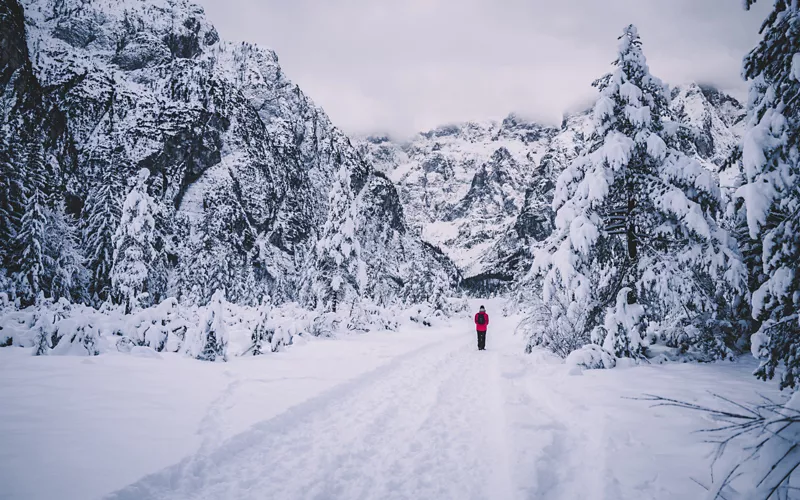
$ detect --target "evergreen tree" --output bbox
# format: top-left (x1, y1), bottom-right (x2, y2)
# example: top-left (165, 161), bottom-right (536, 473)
top-left (0, 134), bottom-right (24, 268)
top-left (598, 287), bottom-right (646, 358)
top-left (82, 170), bottom-right (122, 302)
top-left (175, 194), bottom-right (258, 306)
top-left (533, 25), bottom-right (746, 359)
top-left (14, 187), bottom-right (47, 302)
top-left (110, 168), bottom-right (163, 313)
top-left (13, 141), bottom-right (48, 302)
top-left (197, 289), bottom-right (229, 362)
top-left (737, 0), bottom-right (800, 389)
top-left (250, 298), bottom-right (275, 355)
top-left (10, 140), bottom-right (88, 303)
top-left (32, 305), bottom-right (56, 356)
top-left (46, 202), bottom-right (89, 303)
top-left (305, 165), bottom-right (366, 312)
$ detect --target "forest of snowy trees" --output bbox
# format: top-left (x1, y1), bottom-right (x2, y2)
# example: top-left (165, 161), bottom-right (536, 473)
top-left (518, 3), bottom-right (800, 497)
top-left (0, 0), bottom-right (461, 359)
top-left (0, 0), bottom-right (796, 373)
top-left (527, 24), bottom-right (749, 363)
top-left (521, 4), bottom-right (798, 373)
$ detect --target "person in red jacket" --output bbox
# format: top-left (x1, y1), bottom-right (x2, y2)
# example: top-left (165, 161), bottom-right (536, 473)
top-left (474, 305), bottom-right (489, 350)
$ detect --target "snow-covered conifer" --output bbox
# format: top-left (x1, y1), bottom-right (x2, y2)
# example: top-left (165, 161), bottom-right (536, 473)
top-left (82, 171), bottom-right (122, 302)
top-left (12, 141), bottom-right (49, 301)
top-left (197, 289), bottom-right (229, 362)
top-left (600, 287), bottom-right (646, 359)
top-left (110, 169), bottom-right (164, 313)
top-left (250, 298), bottom-right (274, 355)
top-left (12, 140), bottom-right (88, 303)
top-left (46, 202), bottom-right (88, 303)
top-left (305, 165), bottom-right (366, 312)
top-left (32, 305), bottom-right (56, 356)
top-left (532, 25), bottom-right (746, 359)
top-left (0, 135), bottom-right (24, 266)
top-left (429, 289), bottom-right (450, 317)
top-left (175, 191), bottom-right (259, 306)
top-left (14, 186), bottom-right (47, 303)
top-left (737, 0), bottom-right (800, 389)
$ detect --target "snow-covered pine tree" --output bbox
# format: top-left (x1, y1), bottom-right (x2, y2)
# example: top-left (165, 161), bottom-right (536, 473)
top-left (82, 170), bottom-right (122, 303)
top-left (197, 289), bottom-right (229, 362)
top-left (0, 134), bottom-right (24, 268)
top-left (32, 302), bottom-right (56, 356)
top-left (737, 0), bottom-right (800, 390)
top-left (250, 297), bottom-right (274, 355)
top-left (11, 140), bottom-right (88, 303)
top-left (13, 144), bottom-right (49, 303)
top-left (667, 6), bottom-right (800, 499)
top-left (305, 165), bottom-right (367, 312)
top-left (177, 195), bottom-right (258, 306)
top-left (429, 288), bottom-right (450, 317)
top-left (110, 168), bottom-right (164, 313)
top-left (598, 287), bottom-right (646, 358)
top-left (45, 201), bottom-right (88, 303)
top-left (532, 25), bottom-right (746, 360)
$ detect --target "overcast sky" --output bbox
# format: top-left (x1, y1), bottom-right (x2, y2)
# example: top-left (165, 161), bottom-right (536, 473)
top-left (196, 0), bottom-right (769, 138)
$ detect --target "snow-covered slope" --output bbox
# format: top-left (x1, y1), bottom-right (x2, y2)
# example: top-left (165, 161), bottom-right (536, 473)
top-left (358, 85), bottom-right (745, 292)
top-left (2, 0), bottom-right (458, 306)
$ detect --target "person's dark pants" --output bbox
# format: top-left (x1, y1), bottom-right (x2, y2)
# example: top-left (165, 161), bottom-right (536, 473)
top-left (477, 330), bottom-right (486, 350)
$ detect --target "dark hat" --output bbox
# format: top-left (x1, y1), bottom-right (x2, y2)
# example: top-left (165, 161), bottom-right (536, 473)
top-left (479, 305), bottom-right (485, 311)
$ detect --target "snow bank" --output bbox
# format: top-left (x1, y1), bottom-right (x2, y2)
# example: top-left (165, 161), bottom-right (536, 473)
top-left (565, 344), bottom-right (617, 370)
top-left (0, 295), bottom-right (460, 360)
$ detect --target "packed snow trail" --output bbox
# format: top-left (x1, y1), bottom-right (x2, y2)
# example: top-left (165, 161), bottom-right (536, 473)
top-left (100, 303), bottom-right (775, 500)
top-left (108, 313), bottom-right (522, 500)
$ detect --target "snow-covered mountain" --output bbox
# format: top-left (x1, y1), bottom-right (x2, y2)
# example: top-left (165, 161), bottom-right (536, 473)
top-left (0, 0), bottom-right (747, 306)
top-left (357, 116), bottom-right (556, 285)
top-left (0, 0), bottom-right (458, 307)
top-left (357, 84), bottom-right (745, 292)
top-left (670, 83), bottom-right (746, 190)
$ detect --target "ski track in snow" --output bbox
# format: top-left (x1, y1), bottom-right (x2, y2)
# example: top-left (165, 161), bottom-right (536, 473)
top-left (108, 332), bottom-right (515, 500)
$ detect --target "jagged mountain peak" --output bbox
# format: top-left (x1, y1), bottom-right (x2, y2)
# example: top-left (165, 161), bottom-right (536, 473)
top-left (24, 0), bottom-right (220, 61)
top-left (489, 146), bottom-right (514, 162)
top-left (669, 82), bottom-right (745, 172)
top-left (358, 114), bottom-right (555, 276)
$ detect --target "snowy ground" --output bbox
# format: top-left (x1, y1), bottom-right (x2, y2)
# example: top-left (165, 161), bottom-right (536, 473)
top-left (0, 299), bottom-right (782, 500)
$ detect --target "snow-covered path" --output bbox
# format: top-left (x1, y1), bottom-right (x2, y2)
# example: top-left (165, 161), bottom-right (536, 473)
top-left (103, 305), bottom-right (774, 500)
top-left (0, 301), bottom-right (783, 500)
top-left (109, 322), bottom-right (520, 500)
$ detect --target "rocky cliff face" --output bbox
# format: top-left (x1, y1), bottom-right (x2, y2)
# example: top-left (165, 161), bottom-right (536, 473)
top-left (670, 83), bottom-right (746, 192)
top-left (0, 0), bottom-right (458, 306)
top-left (358, 116), bottom-right (555, 279)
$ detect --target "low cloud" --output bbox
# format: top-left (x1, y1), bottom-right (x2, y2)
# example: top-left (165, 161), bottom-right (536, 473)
top-left (196, 0), bottom-right (770, 138)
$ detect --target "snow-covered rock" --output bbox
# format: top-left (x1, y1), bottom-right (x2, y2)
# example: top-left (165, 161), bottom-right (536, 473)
top-left (670, 83), bottom-right (746, 194)
top-left (565, 344), bottom-right (617, 370)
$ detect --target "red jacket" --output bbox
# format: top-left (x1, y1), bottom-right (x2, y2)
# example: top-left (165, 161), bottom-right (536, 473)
top-left (474, 312), bottom-right (489, 332)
